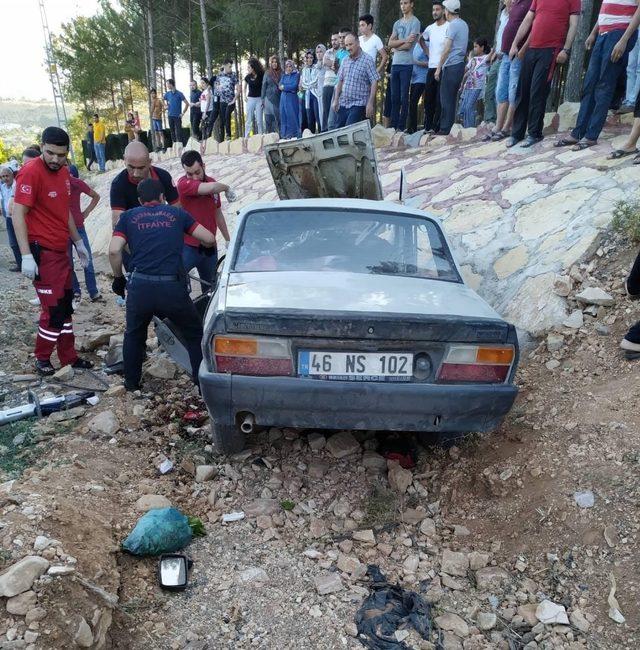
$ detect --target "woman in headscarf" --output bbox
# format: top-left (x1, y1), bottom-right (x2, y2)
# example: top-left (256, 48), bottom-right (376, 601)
top-left (261, 55), bottom-right (282, 134)
top-left (279, 60), bottom-right (301, 139)
top-left (314, 44), bottom-right (327, 131)
top-left (300, 50), bottom-right (320, 133)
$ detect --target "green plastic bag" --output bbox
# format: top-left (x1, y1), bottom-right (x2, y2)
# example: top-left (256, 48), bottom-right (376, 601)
top-left (122, 507), bottom-right (192, 556)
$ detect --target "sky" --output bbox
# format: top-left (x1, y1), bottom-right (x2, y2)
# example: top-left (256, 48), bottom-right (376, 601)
top-left (0, 0), bottom-right (100, 101)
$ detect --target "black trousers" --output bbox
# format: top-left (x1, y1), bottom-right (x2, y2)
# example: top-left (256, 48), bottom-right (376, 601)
top-left (124, 278), bottom-right (203, 388)
top-left (439, 62), bottom-right (465, 135)
top-left (212, 101), bottom-right (235, 140)
top-left (423, 68), bottom-right (441, 132)
top-left (168, 116), bottom-right (182, 146)
top-left (407, 82), bottom-right (426, 133)
top-left (190, 108), bottom-right (202, 140)
top-left (512, 47), bottom-right (555, 141)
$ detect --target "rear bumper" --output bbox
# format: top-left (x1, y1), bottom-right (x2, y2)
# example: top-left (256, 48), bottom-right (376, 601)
top-left (199, 367), bottom-right (518, 433)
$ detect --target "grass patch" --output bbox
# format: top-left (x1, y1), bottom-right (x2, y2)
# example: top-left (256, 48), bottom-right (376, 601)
top-left (362, 486), bottom-right (399, 529)
top-left (612, 200), bottom-right (640, 242)
top-left (0, 419), bottom-right (48, 479)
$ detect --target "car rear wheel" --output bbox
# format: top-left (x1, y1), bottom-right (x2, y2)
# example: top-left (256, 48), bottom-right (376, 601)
top-left (211, 423), bottom-right (246, 455)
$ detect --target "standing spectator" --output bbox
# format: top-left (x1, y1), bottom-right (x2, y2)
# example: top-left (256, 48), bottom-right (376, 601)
top-left (420, 2), bottom-right (448, 133)
top-left (301, 50), bottom-right (321, 133)
top-left (189, 79), bottom-right (203, 140)
top-left (607, 88), bottom-right (640, 160)
top-left (323, 33), bottom-right (341, 130)
top-left (0, 165), bottom-right (19, 271)
top-left (11, 127), bottom-right (93, 376)
top-left (133, 111), bottom-right (141, 140)
top-left (359, 14), bottom-right (389, 74)
top-left (163, 79), bottom-right (189, 149)
top-left (178, 150), bottom-right (232, 294)
top-left (337, 28), bottom-right (352, 67)
top-left (279, 60), bottom-right (301, 138)
top-left (332, 34), bottom-right (380, 127)
top-left (213, 60), bottom-right (239, 141)
top-left (149, 88), bottom-right (165, 152)
top-left (388, 0), bottom-right (422, 131)
top-left (92, 113), bottom-right (106, 172)
top-left (244, 58), bottom-right (265, 136)
top-left (483, 0), bottom-right (511, 126)
top-left (435, 0), bottom-right (469, 135)
top-left (262, 55), bottom-right (282, 133)
top-left (67, 165), bottom-right (101, 302)
top-left (620, 27), bottom-right (640, 112)
top-left (315, 45), bottom-right (328, 130)
top-left (199, 77), bottom-right (214, 150)
top-left (486, 0), bottom-right (531, 141)
top-left (458, 38), bottom-right (491, 127)
top-left (124, 112), bottom-right (136, 142)
top-left (507, 0), bottom-right (580, 148)
top-left (555, 2), bottom-right (640, 150)
top-left (407, 42), bottom-right (429, 133)
top-left (85, 122), bottom-right (97, 171)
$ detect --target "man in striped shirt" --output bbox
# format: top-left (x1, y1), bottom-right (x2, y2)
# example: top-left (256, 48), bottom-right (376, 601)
top-left (556, 0), bottom-right (640, 149)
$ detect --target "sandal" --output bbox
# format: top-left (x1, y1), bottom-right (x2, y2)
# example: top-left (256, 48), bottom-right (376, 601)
top-left (571, 140), bottom-right (596, 151)
top-left (554, 138), bottom-right (579, 148)
top-left (491, 130), bottom-right (508, 141)
top-left (608, 148), bottom-right (638, 159)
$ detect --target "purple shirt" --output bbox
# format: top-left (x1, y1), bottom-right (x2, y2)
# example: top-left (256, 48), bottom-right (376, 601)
top-left (337, 51), bottom-right (380, 108)
top-left (501, 0), bottom-right (533, 53)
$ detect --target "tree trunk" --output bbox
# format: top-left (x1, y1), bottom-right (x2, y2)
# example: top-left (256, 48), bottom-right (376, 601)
top-left (110, 82), bottom-right (120, 132)
top-left (358, 0), bottom-right (368, 19)
top-left (564, 0), bottom-right (595, 102)
top-left (199, 0), bottom-right (212, 78)
top-left (119, 80), bottom-right (127, 124)
top-left (188, 0), bottom-right (194, 81)
top-left (278, 0), bottom-right (284, 62)
top-left (146, 0), bottom-right (156, 91)
top-left (170, 34), bottom-right (176, 81)
top-left (370, 0), bottom-right (380, 35)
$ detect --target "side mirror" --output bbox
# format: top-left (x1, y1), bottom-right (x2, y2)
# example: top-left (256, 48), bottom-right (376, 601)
top-left (158, 554), bottom-right (192, 591)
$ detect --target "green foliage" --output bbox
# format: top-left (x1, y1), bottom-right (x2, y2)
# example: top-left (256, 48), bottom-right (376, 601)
top-left (0, 420), bottom-right (44, 479)
top-left (280, 499), bottom-right (295, 511)
top-left (612, 200), bottom-right (640, 242)
top-left (187, 515), bottom-right (207, 537)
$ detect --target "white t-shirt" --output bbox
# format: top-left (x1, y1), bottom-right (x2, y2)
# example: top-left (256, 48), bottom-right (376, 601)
top-left (200, 87), bottom-right (212, 113)
top-left (359, 34), bottom-right (384, 64)
top-left (422, 22), bottom-right (448, 69)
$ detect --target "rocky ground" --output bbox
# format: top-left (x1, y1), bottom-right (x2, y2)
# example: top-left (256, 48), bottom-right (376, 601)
top-left (0, 203), bottom-right (639, 647)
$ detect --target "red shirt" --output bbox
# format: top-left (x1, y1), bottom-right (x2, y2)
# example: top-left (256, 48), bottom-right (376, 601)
top-left (70, 176), bottom-right (93, 228)
top-left (14, 157), bottom-right (71, 252)
top-left (177, 174), bottom-right (222, 247)
top-left (529, 0), bottom-right (582, 49)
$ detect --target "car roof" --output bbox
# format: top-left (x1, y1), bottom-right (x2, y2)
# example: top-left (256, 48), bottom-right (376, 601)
top-left (239, 199), bottom-right (443, 223)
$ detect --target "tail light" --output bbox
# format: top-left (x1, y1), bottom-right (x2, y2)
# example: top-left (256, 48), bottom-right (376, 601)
top-left (437, 345), bottom-right (515, 384)
top-left (214, 336), bottom-right (292, 376)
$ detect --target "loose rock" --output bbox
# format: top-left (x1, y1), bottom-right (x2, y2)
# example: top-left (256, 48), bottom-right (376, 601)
top-left (441, 549), bottom-right (468, 577)
top-left (6, 590), bottom-right (37, 615)
top-left (134, 494), bottom-right (171, 512)
top-left (74, 617), bottom-right (93, 647)
top-left (314, 572), bottom-right (343, 595)
top-left (435, 612), bottom-right (469, 638)
top-left (535, 600), bottom-right (569, 625)
top-left (87, 410), bottom-right (119, 436)
top-left (387, 461), bottom-right (413, 494)
top-left (0, 556), bottom-right (49, 597)
top-left (326, 431), bottom-right (361, 458)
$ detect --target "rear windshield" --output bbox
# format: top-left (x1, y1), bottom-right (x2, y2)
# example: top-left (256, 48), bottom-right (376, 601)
top-left (232, 208), bottom-right (461, 282)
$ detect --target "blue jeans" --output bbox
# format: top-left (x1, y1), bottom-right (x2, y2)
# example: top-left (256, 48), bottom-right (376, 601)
top-left (5, 217), bottom-right (21, 267)
top-left (68, 227), bottom-right (98, 298)
top-left (390, 64), bottom-right (413, 130)
top-left (94, 143), bottom-right (106, 172)
top-left (334, 106), bottom-right (367, 128)
top-left (458, 88), bottom-right (482, 128)
top-left (572, 29), bottom-right (638, 142)
top-left (625, 29), bottom-right (640, 105)
top-left (182, 244), bottom-right (218, 294)
top-left (496, 56), bottom-right (522, 105)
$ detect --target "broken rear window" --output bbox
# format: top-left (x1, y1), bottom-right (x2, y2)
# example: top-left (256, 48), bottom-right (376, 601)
top-left (232, 209), bottom-right (461, 282)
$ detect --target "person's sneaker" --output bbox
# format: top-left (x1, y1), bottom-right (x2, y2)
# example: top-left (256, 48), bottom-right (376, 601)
top-left (625, 279), bottom-right (640, 300)
top-left (506, 136), bottom-right (521, 148)
top-left (35, 359), bottom-right (55, 376)
top-left (90, 293), bottom-right (104, 302)
top-left (621, 337), bottom-right (640, 352)
top-left (9, 266), bottom-right (20, 272)
top-left (616, 104), bottom-right (634, 115)
top-left (28, 297), bottom-right (40, 306)
top-left (72, 358), bottom-right (94, 370)
top-left (72, 294), bottom-right (81, 310)
top-left (124, 381), bottom-right (141, 392)
top-left (521, 136), bottom-right (543, 148)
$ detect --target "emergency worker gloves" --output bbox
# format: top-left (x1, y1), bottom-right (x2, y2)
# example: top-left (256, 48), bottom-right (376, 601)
top-left (112, 275), bottom-right (127, 298)
top-left (21, 254), bottom-right (38, 280)
top-left (74, 240), bottom-right (91, 269)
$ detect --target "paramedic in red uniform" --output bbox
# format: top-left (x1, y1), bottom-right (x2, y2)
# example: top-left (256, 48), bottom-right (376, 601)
top-left (11, 127), bottom-right (94, 376)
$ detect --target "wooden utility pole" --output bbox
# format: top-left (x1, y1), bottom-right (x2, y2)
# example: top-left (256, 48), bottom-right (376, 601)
top-left (564, 0), bottom-right (595, 102)
top-left (199, 0), bottom-right (212, 78)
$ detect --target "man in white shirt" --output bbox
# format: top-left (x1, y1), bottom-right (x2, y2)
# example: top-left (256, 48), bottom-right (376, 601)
top-left (359, 13), bottom-right (388, 75)
top-left (419, 1), bottom-right (448, 132)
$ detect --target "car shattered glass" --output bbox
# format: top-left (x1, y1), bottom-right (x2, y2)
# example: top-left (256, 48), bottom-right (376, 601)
top-left (233, 210), bottom-right (461, 282)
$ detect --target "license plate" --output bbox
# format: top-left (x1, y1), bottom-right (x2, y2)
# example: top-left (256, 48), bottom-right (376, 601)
top-left (298, 351), bottom-right (413, 381)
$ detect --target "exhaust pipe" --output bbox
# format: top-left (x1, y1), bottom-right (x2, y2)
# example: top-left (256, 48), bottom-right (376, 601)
top-left (240, 413), bottom-right (255, 434)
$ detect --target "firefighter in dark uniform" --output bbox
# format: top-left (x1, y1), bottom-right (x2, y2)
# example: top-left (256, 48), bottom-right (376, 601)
top-left (108, 178), bottom-right (216, 391)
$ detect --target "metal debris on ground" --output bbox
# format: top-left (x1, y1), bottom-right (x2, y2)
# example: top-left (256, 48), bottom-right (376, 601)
top-left (0, 390), bottom-right (96, 426)
top-left (354, 565), bottom-right (431, 649)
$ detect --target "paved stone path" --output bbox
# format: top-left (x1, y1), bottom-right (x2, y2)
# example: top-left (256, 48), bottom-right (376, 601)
top-left (84, 121), bottom-right (640, 334)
